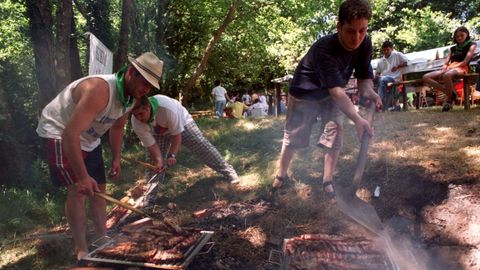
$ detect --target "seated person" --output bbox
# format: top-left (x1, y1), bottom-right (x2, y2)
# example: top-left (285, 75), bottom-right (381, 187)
top-left (375, 41), bottom-right (408, 111)
top-left (226, 96), bottom-right (248, 118)
top-left (241, 90), bottom-right (252, 105)
top-left (423, 26), bottom-right (477, 112)
top-left (247, 98), bottom-right (268, 117)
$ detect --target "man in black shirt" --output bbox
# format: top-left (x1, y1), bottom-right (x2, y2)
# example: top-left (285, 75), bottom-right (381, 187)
top-left (272, 0), bottom-right (382, 201)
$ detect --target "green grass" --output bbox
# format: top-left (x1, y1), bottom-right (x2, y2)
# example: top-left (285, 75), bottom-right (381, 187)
top-left (2, 107), bottom-right (480, 269)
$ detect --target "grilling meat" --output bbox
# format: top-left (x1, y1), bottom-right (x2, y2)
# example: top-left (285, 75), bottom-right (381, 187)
top-left (152, 249), bottom-right (184, 262)
top-left (94, 223), bottom-right (203, 264)
top-left (286, 234), bottom-right (392, 270)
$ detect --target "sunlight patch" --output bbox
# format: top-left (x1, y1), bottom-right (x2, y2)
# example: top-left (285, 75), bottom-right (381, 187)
top-left (234, 173), bottom-right (261, 191)
top-left (413, 123), bottom-right (429, 128)
top-left (239, 121), bottom-right (257, 131)
top-left (462, 146), bottom-right (480, 162)
top-left (434, 127), bottom-right (452, 132)
top-left (237, 226), bottom-right (267, 248)
top-left (0, 245), bottom-right (36, 268)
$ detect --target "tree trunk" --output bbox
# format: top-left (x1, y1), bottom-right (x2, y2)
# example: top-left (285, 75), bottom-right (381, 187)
top-left (55, 0), bottom-right (73, 91)
top-left (26, 0), bottom-right (57, 110)
top-left (70, 14), bottom-right (83, 80)
top-left (113, 0), bottom-right (134, 71)
top-left (155, 0), bottom-right (169, 59)
top-left (181, 3), bottom-right (237, 105)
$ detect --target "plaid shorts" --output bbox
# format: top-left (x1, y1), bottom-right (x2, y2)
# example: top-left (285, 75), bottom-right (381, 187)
top-left (151, 121), bottom-right (237, 181)
top-left (45, 138), bottom-right (106, 186)
top-left (283, 94), bottom-right (345, 149)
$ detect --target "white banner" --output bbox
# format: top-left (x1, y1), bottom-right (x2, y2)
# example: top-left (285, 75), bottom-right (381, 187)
top-left (88, 33), bottom-right (113, 75)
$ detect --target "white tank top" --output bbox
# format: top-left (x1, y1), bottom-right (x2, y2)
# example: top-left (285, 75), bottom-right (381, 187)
top-left (36, 74), bottom-right (134, 151)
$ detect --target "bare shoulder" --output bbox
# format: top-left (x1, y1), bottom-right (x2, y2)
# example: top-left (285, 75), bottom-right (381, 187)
top-left (72, 77), bottom-right (109, 104)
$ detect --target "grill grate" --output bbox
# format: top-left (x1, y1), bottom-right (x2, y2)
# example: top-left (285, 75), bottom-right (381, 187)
top-left (83, 231), bottom-right (214, 269)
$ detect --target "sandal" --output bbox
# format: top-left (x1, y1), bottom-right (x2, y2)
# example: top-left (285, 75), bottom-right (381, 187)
top-left (272, 175), bottom-right (289, 189)
top-left (322, 181), bottom-right (336, 201)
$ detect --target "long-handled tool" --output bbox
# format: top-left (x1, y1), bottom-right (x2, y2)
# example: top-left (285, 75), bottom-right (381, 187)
top-left (334, 102), bottom-right (424, 270)
top-left (121, 156), bottom-right (158, 171)
top-left (95, 192), bottom-right (149, 217)
top-left (334, 102), bottom-right (385, 233)
top-left (96, 192), bottom-right (182, 233)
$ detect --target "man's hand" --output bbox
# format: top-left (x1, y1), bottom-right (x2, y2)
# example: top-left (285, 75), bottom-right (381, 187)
top-left (153, 158), bottom-right (164, 172)
top-left (354, 117), bottom-right (373, 141)
top-left (372, 93), bottom-right (383, 111)
top-left (75, 176), bottom-right (100, 197)
top-left (108, 159), bottom-right (121, 179)
top-left (166, 154), bottom-right (177, 167)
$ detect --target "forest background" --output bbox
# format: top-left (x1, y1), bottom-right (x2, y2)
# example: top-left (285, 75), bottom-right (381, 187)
top-left (0, 0), bottom-right (479, 238)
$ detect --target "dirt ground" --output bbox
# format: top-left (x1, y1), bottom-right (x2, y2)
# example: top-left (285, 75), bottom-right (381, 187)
top-left (1, 108), bottom-right (479, 269)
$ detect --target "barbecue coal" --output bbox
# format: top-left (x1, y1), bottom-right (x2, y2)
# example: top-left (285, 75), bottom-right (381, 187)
top-left (285, 234), bottom-right (394, 270)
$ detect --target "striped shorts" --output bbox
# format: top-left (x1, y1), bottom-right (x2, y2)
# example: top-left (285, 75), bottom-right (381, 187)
top-left (45, 138), bottom-right (106, 186)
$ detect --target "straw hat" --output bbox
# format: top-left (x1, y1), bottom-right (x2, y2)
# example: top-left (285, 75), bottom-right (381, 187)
top-left (128, 52), bottom-right (163, 89)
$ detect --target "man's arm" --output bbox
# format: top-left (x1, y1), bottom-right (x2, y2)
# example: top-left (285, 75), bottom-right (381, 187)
top-left (147, 143), bottom-right (164, 170)
top-left (108, 112), bottom-right (129, 178)
top-left (166, 133), bottom-right (182, 166)
top-left (357, 79), bottom-right (382, 110)
top-left (391, 54), bottom-right (408, 72)
top-left (62, 78), bottom-right (109, 196)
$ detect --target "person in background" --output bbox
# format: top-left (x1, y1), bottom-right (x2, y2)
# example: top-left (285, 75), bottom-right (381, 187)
top-left (248, 97), bottom-right (268, 117)
top-left (375, 40), bottom-right (408, 111)
top-left (227, 92), bottom-right (249, 118)
top-left (131, 95), bottom-right (240, 203)
top-left (36, 52), bottom-right (163, 262)
top-left (242, 90), bottom-right (252, 105)
top-left (423, 26), bottom-right (477, 112)
top-left (272, 0), bottom-right (382, 203)
top-left (280, 93), bottom-right (287, 114)
top-left (211, 80), bottom-right (230, 118)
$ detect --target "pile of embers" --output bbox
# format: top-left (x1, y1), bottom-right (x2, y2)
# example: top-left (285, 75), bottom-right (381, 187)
top-left (284, 233), bottom-right (395, 270)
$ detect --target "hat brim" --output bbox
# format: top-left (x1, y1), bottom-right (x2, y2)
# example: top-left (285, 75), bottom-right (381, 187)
top-left (128, 56), bottom-right (160, 89)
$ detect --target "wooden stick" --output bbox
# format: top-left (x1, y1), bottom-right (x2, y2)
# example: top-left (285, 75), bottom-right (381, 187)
top-left (95, 192), bottom-right (148, 217)
top-left (121, 156), bottom-right (157, 170)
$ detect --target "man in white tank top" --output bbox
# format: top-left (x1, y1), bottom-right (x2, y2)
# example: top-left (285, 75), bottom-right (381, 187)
top-left (36, 52), bottom-right (163, 262)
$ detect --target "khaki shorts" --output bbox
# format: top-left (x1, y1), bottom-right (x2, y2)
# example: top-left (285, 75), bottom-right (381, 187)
top-left (283, 94), bottom-right (344, 149)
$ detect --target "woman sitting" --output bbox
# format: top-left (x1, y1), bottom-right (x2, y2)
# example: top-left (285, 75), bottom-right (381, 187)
top-left (423, 26), bottom-right (477, 112)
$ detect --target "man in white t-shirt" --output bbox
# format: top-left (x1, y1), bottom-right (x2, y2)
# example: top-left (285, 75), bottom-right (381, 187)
top-left (131, 95), bottom-right (239, 204)
top-left (375, 41), bottom-right (408, 110)
top-left (211, 80), bottom-right (230, 118)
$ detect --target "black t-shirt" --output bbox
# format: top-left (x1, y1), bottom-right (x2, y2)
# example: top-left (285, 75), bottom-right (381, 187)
top-left (289, 33), bottom-right (373, 100)
top-left (449, 40), bottom-right (474, 63)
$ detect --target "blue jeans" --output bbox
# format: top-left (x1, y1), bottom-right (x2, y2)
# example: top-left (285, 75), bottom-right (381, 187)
top-left (214, 100), bottom-right (226, 118)
top-left (377, 76), bottom-right (396, 106)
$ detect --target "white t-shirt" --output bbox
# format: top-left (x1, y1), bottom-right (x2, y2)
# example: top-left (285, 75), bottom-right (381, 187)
top-left (211, 86), bottom-right (227, 101)
top-left (376, 51), bottom-right (409, 81)
top-left (131, 95), bottom-right (194, 147)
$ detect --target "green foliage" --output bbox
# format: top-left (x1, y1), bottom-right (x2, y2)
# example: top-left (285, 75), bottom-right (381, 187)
top-left (395, 7), bottom-right (460, 53)
top-left (0, 184), bottom-right (65, 238)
